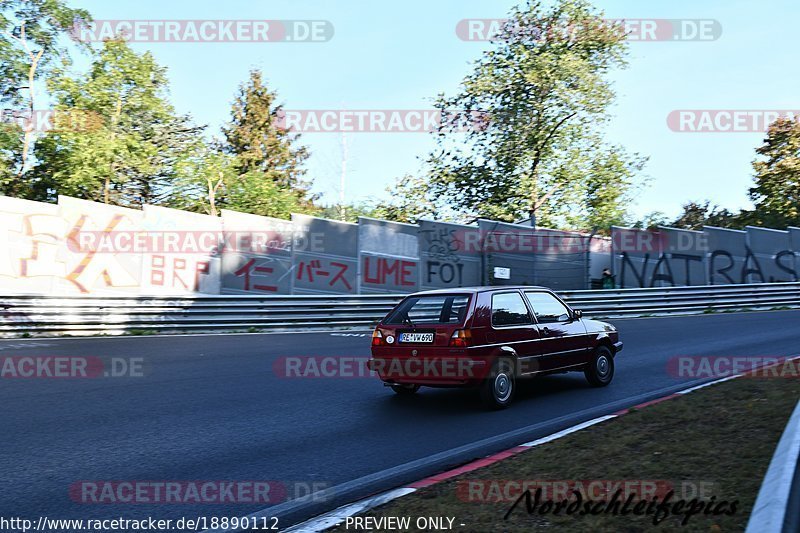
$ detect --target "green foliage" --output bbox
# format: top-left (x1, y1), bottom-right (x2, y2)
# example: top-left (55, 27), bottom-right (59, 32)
top-left (31, 39), bottom-right (202, 205)
top-left (172, 143), bottom-right (316, 220)
top-left (171, 70), bottom-right (316, 218)
top-left (423, 0), bottom-right (643, 228)
top-left (372, 174), bottom-right (442, 224)
top-left (171, 145), bottom-right (237, 215)
top-left (0, 120), bottom-right (22, 193)
top-left (223, 169), bottom-right (314, 219)
top-left (221, 70), bottom-right (314, 205)
top-left (749, 117), bottom-right (800, 228)
top-left (670, 200), bottom-right (741, 230)
top-left (0, 0), bottom-right (91, 105)
top-left (631, 211), bottom-right (668, 230)
top-left (560, 141), bottom-right (647, 231)
top-left (316, 201), bottom-right (379, 223)
top-left (1, 0), bottom-right (92, 188)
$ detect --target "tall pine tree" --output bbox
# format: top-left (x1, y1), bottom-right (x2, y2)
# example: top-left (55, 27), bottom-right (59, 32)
top-left (220, 70), bottom-right (315, 214)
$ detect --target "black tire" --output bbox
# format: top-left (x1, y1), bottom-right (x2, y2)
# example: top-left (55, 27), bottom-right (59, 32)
top-left (390, 384), bottom-right (420, 395)
top-left (585, 346), bottom-right (614, 387)
top-left (480, 358), bottom-right (515, 410)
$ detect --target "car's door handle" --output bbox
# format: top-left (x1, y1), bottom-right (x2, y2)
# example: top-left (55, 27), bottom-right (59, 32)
top-left (541, 327), bottom-right (550, 336)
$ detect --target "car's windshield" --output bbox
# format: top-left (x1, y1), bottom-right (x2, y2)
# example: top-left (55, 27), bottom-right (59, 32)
top-left (385, 295), bottom-right (470, 325)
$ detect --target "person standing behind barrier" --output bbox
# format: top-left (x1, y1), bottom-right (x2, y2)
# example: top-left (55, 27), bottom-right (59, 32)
top-left (601, 267), bottom-right (615, 289)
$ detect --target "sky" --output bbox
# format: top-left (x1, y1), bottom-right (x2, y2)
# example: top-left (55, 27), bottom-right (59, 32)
top-left (71, 0), bottom-right (800, 221)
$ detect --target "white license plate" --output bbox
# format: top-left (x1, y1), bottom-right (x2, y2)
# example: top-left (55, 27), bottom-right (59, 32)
top-left (399, 332), bottom-right (434, 344)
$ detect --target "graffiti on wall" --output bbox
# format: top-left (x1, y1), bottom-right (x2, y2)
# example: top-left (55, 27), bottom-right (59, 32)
top-left (613, 225), bottom-right (799, 288)
top-left (417, 220), bottom-right (480, 290)
top-left (358, 217), bottom-right (419, 294)
top-left (291, 214), bottom-right (357, 295)
top-left (56, 196), bottom-right (144, 294)
top-left (220, 210), bottom-right (293, 295)
top-left (1, 194), bottom-right (799, 295)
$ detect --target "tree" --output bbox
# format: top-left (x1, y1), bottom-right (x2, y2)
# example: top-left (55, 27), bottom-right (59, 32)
top-left (372, 174), bottom-right (441, 224)
top-left (31, 39), bottom-right (202, 206)
top-left (632, 211), bottom-right (668, 230)
top-left (171, 141), bottom-right (317, 220)
top-left (170, 70), bottom-right (319, 219)
top-left (424, 0), bottom-right (643, 227)
top-left (316, 202), bottom-right (378, 223)
top-left (1, 0), bottom-right (91, 105)
top-left (553, 141), bottom-right (646, 232)
top-left (171, 143), bottom-right (237, 216)
top-left (1, 0), bottom-right (92, 183)
top-left (672, 201), bottom-right (710, 230)
top-left (749, 117), bottom-right (800, 228)
top-left (220, 170), bottom-right (315, 220)
top-left (670, 200), bottom-right (738, 230)
top-left (0, 120), bottom-right (23, 195)
top-left (221, 70), bottom-right (314, 208)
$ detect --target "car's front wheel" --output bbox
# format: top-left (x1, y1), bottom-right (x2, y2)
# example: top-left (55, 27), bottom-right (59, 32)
top-left (585, 346), bottom-right (614, 387)
top-left (390, 384), bottom-right (420, 395)
top-left (480, 358), bottom-right (515, 410)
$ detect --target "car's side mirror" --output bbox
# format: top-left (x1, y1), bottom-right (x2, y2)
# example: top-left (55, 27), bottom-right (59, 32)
top-left (573, 309), bottom-right (583, 319)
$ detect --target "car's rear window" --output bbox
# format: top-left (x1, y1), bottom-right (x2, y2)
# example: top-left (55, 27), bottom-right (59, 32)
top-left (385, 295), bottom-right (470, 325)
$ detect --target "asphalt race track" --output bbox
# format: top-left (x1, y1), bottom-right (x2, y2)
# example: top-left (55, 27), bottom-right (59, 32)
top-left (1, 310), bottom-right (799, 530)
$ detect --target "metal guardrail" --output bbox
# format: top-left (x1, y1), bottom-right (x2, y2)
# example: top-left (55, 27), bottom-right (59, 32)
top-left (746, 400), bottom-right (800, 533)
top-left (0, 281), bottom-right (799, 336)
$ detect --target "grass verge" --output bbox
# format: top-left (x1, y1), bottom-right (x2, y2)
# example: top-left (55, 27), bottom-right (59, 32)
top-left (329, 374), bottom-right (799, 532)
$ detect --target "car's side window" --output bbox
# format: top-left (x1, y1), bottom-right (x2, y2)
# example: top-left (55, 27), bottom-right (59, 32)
top-left (491, 292), bottom-right (532, 327)
top-left (524, 292), bottom-right (571, 324)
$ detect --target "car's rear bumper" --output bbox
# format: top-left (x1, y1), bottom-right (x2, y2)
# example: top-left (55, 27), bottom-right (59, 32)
top-left (367, 356), bottom-right (489, 386)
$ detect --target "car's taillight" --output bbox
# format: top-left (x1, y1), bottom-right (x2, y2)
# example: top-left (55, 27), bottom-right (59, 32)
top-left (372, 329), bottom-right (384, 346)
top-left (450, 329), bottom-right (471, 347)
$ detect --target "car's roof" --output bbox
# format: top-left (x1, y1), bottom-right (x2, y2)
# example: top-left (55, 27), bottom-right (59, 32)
top-left (408, 286), bottom-right (550, 296)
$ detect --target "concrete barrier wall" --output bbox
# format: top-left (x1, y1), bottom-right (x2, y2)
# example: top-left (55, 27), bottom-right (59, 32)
top-left (417, 219), bottom-right (481, 291)
top-left (291, 214), bottom-right (358, 295)
top-left (478, 219), bottom-right (536, 287)
top-left (611, 224), bottom-right (800, 288)
top-left (1, 194), bottom-right (799, 294)
top-left (357, 217), bottom-right (419, 294)
top-left (219, 210), bottom-right (293, 295)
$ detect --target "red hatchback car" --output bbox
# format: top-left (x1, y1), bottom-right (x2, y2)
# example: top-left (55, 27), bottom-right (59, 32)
top-left (368, 287), bottom-right (623, 409)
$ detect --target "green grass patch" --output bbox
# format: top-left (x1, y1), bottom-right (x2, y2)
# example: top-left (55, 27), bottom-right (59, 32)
top-left (329, 375), bottom-right (799, 532)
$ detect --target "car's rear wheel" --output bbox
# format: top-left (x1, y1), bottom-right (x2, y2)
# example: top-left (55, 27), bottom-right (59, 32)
top-left (480, 358), bottom-right (515, 410)
top-left (390, 384), bottom-right (420, 395)
top-left (585, 346), bottom-right (614, 387)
